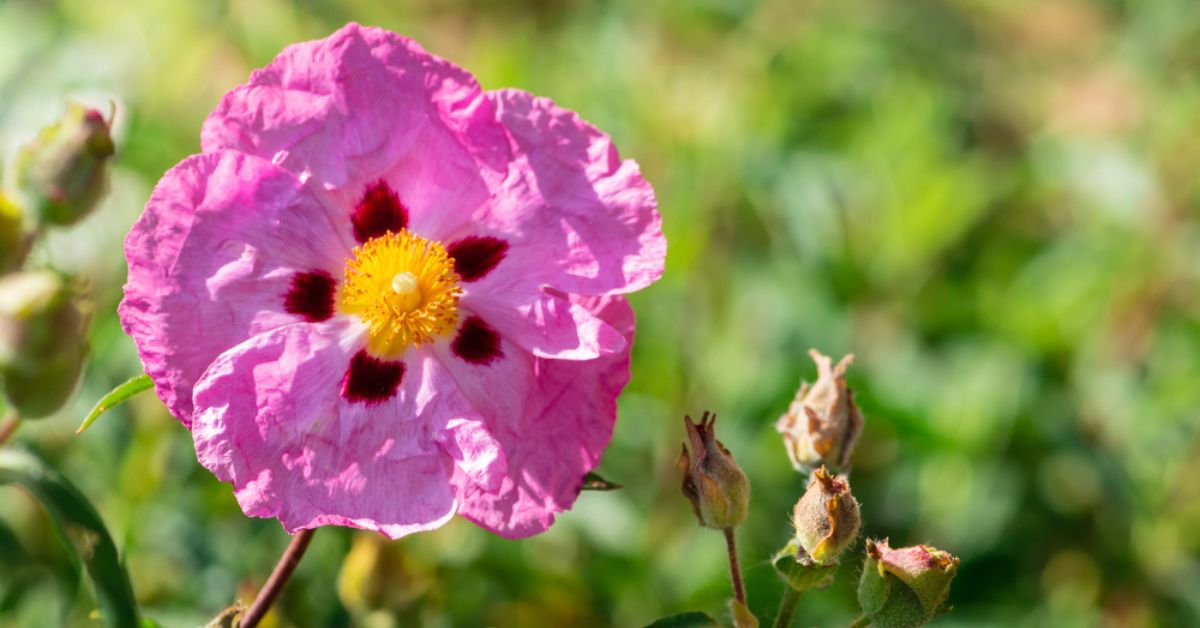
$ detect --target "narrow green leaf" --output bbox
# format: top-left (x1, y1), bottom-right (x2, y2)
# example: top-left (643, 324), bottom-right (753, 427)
top-left (76, 374), bottom-right (153, 433)
top-left (644, 611), bottom-right (720, 627)
top-left (0, 450), bottom-right (140, 627)
top-left (580, 471), bottom-right (624, 491)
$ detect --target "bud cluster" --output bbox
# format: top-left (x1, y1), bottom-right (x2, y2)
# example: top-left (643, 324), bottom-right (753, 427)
top-left (672, 347), bottom-right (960, 628)
top-left (0, 103), bottom-right (113, 420)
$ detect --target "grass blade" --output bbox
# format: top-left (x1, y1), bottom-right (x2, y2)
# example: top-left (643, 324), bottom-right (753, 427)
top-left (76, 374), bottom-right (153, 434)
top-left (0, 450), bottom-right (139, 627)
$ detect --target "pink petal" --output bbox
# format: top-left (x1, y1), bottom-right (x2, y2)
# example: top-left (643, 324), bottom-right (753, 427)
top-left (460, 89), bottom-right (665, 297)
top-left (438, 417), bottom-right (508, 494)
top-left (460, 287), bottom-right (627, 360)
top-left (201, 23), bottom-right (507, 242)
top-left (443, 89), bottom-right (663, 358)
top-left (120, 150), bottom-right (351, 425)
top-left (437, 295), bottom-right (635, 538)
top-left (191, 321), bottom-right (463, 538)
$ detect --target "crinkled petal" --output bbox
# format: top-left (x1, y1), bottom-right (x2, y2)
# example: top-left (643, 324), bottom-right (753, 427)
top-left (201, 22), bottom-right (507, 241)
top-left (191, 321), bottom-right (462, 538)
top-left (120, 150), bottom-right (352, 425)
top-left (438, 416), bottom-right (509, 494)
top-left (436, 295), bottom-right (634, 537)
top-left (457, 89), bottom-right (664, 298)
top-left (441, 89), bottom-right (661, 358)
top-left (459, 287), bottom-right (626, 360)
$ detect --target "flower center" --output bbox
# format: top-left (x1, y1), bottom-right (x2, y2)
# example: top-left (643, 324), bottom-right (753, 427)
top-left (340, 230), bottom-right (462, 357)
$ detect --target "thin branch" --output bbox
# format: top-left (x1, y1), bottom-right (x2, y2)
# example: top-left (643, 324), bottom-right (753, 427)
top-left (0, 411), bottom-right (21, 446)
top-left (240, 528), bottom-right (316, 628)
top-left (723, 527), bottom-right (747, 605)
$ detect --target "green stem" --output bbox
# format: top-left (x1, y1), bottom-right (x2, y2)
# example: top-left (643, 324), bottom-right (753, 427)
top-left (847, 614), bottom-right (870, 628)
top-left (772, 586), bottom-right (802, 628)
top-left (723, 527), bottom-right (747, 605)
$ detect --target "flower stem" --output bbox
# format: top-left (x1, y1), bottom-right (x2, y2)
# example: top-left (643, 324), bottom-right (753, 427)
top-left (241, 528), bottom-right (316, 628)
top-left (772, 586), bottom-right (802, 628)
top-left (847, 614), bottom-right (870, 628)
top-left (723, 527), bottom-right (747, 605)
top-left (0, 411), bottom-right (21, 446)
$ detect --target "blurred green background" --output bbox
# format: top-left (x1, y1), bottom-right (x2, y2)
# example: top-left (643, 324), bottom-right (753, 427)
top-left (3, 0), bottom-right (1200, 626)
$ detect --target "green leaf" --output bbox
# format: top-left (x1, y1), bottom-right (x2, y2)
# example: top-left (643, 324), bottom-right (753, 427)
top-left (644, 611), bottom-right (720, 627)
top-left (772, 541), bottom-right (839, 592)
top-left (580, 471), bottom-right (624, 491)
top-left (76, 374), bottom-right (153, 433)
top-left (0, 450), bottom-right (139, 627)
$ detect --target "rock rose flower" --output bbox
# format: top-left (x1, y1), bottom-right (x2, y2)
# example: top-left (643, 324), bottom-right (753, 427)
top-left (119, 24), bottom-right (665, 539)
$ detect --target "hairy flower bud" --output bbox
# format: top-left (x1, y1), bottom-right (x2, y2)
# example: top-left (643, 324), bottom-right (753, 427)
top-left (15, 102), bottom-right (115, 227)
top-left (792, 466), bottom-right (861, 565)
top-left (677, 412), bottom-right (750, 530)
top-left (0, 271), bottom-right (90, 417)
top-left (775, 349), bottom-right (863, 472)
top-left (0, 194), bottom-right (27, 273)
top-left (858, 539), bottom-right (960, 628)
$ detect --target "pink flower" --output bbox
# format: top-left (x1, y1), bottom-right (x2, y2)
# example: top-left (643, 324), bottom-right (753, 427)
top-left (119, 24), bottom-right (664, 539)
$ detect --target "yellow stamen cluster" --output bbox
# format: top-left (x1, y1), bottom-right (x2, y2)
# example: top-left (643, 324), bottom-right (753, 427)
top-left (340, 230), bottom-right (461, 357)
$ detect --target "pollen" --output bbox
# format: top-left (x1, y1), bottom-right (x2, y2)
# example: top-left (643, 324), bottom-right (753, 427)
top-left (340, 230), bottom-right (462, 357)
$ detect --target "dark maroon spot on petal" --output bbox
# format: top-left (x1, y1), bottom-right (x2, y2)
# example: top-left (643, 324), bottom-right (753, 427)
top-left (447, 236), bottom-right (509, 282)
top-left (283, 270), bottom-right (336, 322)
top-left (452, 316), bottom-right (504, 365)
top-left (351, 180), bottom-right (408, 243)
top-left (342, 350), bottom-right (405, 404)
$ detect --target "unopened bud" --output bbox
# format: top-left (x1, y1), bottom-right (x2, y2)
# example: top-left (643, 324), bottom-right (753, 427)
top-left (0, 271), bottom-right (90, 417)
top-left (792, 466), bottom-right (860, 565)
top-left (0, 195), bottom-right (27, 273)
top-left (677, 412), bottom-right (750, 530)
top-left (858, 539), bottom-right (960, 628)
top-left (775, 349), bottom-right (863, 472)
top-left (337, 532), bottom-right (418, 615)
top-left (16, 102), bottom-right (115, 227)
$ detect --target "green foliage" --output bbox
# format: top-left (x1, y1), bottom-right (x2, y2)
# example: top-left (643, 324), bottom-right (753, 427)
top-left (0, 450), bottom-right (139, 628)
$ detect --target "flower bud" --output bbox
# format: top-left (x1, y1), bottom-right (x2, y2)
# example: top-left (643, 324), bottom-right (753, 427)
top-left (0, 271), bottom-right (90, 417)
top-left (0, 194), bottom-right (28, 272)
top-left (677, 412), bottom-right (750, 530)
top-left (337, 532), bottom-right (423, 615)
top-left (858, 539), bottom-right (960, 628)
top-left (15, 102), bottom-right (115, 227)
top-left (792, 466), bottom-right (860, 565)
top-left (775, 349), bottom-right (863, 473)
